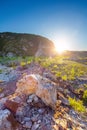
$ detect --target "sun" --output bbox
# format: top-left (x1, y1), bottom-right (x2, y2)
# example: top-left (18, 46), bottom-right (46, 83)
top-left (55, 44), bottom-right (66, 54)
top-left (53, 34), bottom-right (71, 54)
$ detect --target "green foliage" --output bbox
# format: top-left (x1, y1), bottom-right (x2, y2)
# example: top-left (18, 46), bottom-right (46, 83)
top-left (20, 61), bottom-right (26, 67)
top-left (0, 55), bottom-right (87, 81)
top-left (0, 69), bottom-right (3, 74)
top-left (84, 84), bottom-right (87, 89)
top-left (0, 32), bottom-right (54, 57)
top-left (36, 56), bottom-right (87, 81)
top-left (62, 75), bottom-right (67, 80)
top-left (83, 90), bottom-right (87, 105)
top-left (69, 97), bottom-right (86, 113)
top-left (0, 56), bottom-right (33, 67)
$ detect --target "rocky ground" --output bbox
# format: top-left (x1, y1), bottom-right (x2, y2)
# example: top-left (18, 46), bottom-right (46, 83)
top-left (0, 63), bottom-right (87, 130)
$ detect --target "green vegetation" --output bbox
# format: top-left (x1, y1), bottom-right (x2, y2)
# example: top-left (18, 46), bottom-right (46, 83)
top-left (0, 55), bottom-right (87, 114)
top-left (69, 97), bottom-right (86, 113)
top-left (0, 69), bottom-right (3, 74)
top-left (84, 84), bottom-right (87, 89)
top-left (0, 56), bottom-right (87, 81)
top-left (83, 90), bottom-right (87, 105)
top-left (0, 32), bottom-right (54, 57)
top-left (35, 56), bottom-right (87, 80)
top-left (0, 56), bottom-right (34, 67)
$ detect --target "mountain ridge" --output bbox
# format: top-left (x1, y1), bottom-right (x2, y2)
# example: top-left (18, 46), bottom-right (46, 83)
top-left (0, 32), bottom-right (55, 57)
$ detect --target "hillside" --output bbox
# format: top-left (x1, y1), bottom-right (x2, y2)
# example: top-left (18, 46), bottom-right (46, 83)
top-left (0, 56), bottom-right (87, 130)
top-left (0, 32), bottom-right (55, 57)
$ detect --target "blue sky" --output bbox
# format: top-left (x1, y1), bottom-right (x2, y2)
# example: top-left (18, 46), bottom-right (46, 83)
top-left (0, 0), bottom-right (87, 50)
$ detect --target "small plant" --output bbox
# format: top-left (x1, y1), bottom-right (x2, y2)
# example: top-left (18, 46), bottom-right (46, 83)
top-left (0, 69), bottom-right (3, 74)
top-left (62, 75), bottom-right (67, 80)
top-left (69, 97), bottom-right (86, 113)
top-left (20, 61), bottom-right (26, 67)
top-left (84, 84), bottom-right (87, 89)
top-left (53, 65), bottom-right (58, 69)
top-left (83, 90), bottom-right (87, 105)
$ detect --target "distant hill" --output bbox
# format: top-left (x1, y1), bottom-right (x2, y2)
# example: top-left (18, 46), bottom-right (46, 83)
top-left (64, 50), bottom-right (87, 58)
top-left (0, 32), bottom-right (56, 57)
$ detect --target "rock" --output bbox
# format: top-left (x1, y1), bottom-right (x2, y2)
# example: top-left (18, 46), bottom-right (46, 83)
top-left (31, 115), bottom-right (39, 122)
top-left (55, 118), bottom-right (67, 129)
top-left (38, 108), bottom-right (45, 114)
top-left (27, 94), bottom-right (39, 103)
top-left (53, 124), bottom-right (58, 130)
top-left (23, 117), bottom-right (31, 122)
top-left (0, 97), bottom-right (7, 110)
top-left (23, 121), bottom-right (32, 129)
top-left (0, 109), bottom-right (19, 130)
top-left (29, 94), bottom-right (36, 99)
top-left (16, 75), bottom-right (38, 95)
top-left (27, 98), bottom-right (33, 103)
top-left (56, 100), bottom-right (62, 107)
top-left (31, 122), bottom-right (40, 130)
top-left (0, 93), bottom-right (5, 98)
top-left (58, 125), bottom-right (65, 130)
top-left (4, 100), bottom-right (19, 113)
top-left (57, 92), bottom-right (69, 106)
top-left (16, 106), bottom-right (25, 123)
top-left (34, 96), bottom-right (39, 103)
top-left (40, 123), bottom-right (52, 130)
top-left (0, 109), bottom-right (11, 130)
top-left (0, 66), bottom-right (19, 82)
top-left (37, 120), bottom-right (41, 123)
top-left (16, 74), bottom-right (57, 109)
top-left (67, 120), bottom-right (73, 128)
top-left (16, 106), bottom-right (24, 117)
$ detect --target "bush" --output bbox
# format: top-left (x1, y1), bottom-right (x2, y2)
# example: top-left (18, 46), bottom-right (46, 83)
top-left (62, 75), bottom-right (67, 80)
top-left (20, 61), bottom-right (26, 67)
top-left (0, 69), bottom-right (3, 74)
top-left (83, 90), bottom-right (87, 105)
top-left (69, 97), bottom-right (86, 113)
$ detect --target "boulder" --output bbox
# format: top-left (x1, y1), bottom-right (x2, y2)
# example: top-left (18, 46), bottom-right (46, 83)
top-left (16, 74), bottom-right (57, 109)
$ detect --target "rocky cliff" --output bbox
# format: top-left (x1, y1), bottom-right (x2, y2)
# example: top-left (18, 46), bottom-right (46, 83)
top-left (0, 32), bottom-right (55, 57)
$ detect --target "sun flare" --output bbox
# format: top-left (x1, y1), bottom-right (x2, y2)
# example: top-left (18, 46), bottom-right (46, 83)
top-left (53, 33), bottom-right (71, 54)
top-left (55, 44), bottom-right (66, 54)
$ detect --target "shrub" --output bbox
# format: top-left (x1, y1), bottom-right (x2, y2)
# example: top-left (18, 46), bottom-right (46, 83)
top-left (84, 84), bottom-right (87, 89)
top-left (83, 90), bottom-right (87, 105)
top-left (0, 69), bottom-right (3, 74)
top-left (20, 61), bottom-right (26, 67)
top-left (69, 97), bottom-right (86, 113)
top-left (62, 75), bottom-right (67, 80)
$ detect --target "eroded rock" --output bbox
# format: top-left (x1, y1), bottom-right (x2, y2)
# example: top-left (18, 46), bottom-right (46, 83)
top-left (16, 74), bottom-right (57, 109)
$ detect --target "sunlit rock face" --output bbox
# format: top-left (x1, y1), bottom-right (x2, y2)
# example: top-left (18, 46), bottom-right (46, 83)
top-left (16, 74), bottom-right (57, 109)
